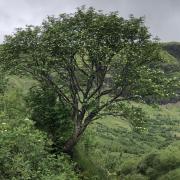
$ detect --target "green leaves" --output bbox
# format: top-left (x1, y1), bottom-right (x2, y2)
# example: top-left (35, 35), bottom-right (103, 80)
top-left (104, 102), bottom-right (147, 133)
top-left (0, 69), bottom-right (7, 95)
top-left (0, 7), bottom-right (177, 152)
top-left (1, 7), bottom-right (171, 105)
top-left (25, 85), bottom-right (73, 151)
top-left (0, 113), bottom-right (78, 180)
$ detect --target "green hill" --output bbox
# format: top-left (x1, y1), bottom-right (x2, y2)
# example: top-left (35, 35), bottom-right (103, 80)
top-left (74, 42), bottom-right (180, 179)
top-left (161, 42), bottom-right (180, 77)
top-left (155, 43), bottom-right (180, 103)
top-left (162, 42), bottom-right (180, 61)
top-left (74, 102), bottom-right (180, 179)
top-left (1, 42), bottom-right (180, 180)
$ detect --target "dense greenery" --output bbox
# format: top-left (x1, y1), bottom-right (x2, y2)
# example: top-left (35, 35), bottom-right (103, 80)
top-left (26, 85), bottom-right (73, 152)
top-left (75, 103), bottom-right (180, 179)
top-left (0, 78), bottom-right (78, 180)
top-left (157, 43), bottom-right (180, 103)
top-left (163, 42), bottom-right (180, 61)
top-left (0, 116), bottom-right (78, 180)
top-left (0, 7), bottom-right (176, 154)
top-left (119, 142), bottom-right (180, 180)
top-left (0, 7), bottom-right (179, 180)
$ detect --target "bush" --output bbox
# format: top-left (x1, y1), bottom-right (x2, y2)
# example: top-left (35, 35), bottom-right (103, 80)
top-left (0, 69), bottom-right (7, 94)
top-left (26, 85), bottom-right (73, 152)
top-left (0, 115), bottom-right (78, 180)
top-left (117, 142), bottom-right (180, 180)
top-left (158, 168), bottom-right (180, 180)
top-left (124, 173), bottom-right (148, 180)
top-left (137, 143), bottom-right (180, 179)
top-left (119, 159), bottom-right (139, 176)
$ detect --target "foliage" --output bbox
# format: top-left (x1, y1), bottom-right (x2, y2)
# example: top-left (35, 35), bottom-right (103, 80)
top-left (104, 102), bottom-right (148, 132)
top-left (0, 70), bottom-right (7, 95)
top-left (159, 43), bottom-right (180, 103)
top-left (25, 85), bottom-right (73, 152)
top-left (119, 142), bottom-right (180, 180)
top-left (74, 103), bottom-right (180, 179)
top-left (1, 86), bottom-right (27, 119)
top-left (0, 114), bottom-right (78, 180)
top-left (158, 168), bottom-right (180, 180)
top-left (0, 79), bottom-right (78, 179)
top-left (0, 7), bottom-right (175, 152)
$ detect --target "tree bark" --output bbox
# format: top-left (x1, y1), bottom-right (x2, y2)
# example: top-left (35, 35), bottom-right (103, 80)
top-left (62, 126), bottom-right (85, 155)
top-left (63, 136), bottom-right (78, 156)
top-left (62, 109), bottom-right (98, 155)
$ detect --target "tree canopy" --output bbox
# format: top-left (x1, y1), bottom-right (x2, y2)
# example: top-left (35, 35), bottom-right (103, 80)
top-left (0, 7), bottom-right (175, 153)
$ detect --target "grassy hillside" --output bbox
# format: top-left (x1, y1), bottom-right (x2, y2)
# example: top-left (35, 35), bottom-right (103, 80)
top-left (154, 43), bottom-right (180, 104)
top-left (74, 103), bottom-right (180, 179)
top-left (0, 77), bottom-right (79, 179)
top-left (74, 43), bottom-right (180, 179)
top-left (161, 42), bottom-right (180, 75)
top-left (161, 42), bottom-right (180, 85)
top-left (162, 42), bottom-right (180, 61)
top-left (1, 42), bottom-right (180, 179)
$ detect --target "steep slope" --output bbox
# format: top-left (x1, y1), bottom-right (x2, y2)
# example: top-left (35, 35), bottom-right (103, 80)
top-left (74, 103), bottom-right (180, 179)
top-left (162, 42), bottom-right (180, 61)
top-left (74, 43), bottom-right (180, 179)
top-left (155, 43), bottom-right (180, 103)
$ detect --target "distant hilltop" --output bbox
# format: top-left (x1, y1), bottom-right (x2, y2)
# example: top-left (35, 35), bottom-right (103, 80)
top-left (162, 42), bottom-right (180, 61)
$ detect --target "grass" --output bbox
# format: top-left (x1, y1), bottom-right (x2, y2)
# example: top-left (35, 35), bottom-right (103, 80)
top-left (4, 69), bottom-right (180, 179)
top-left (74, 102), bottom-right (180, 179)
top-left (7, 75), bottom-right (36, 94)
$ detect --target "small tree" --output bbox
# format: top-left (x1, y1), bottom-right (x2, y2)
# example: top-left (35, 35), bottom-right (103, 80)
top-left (26, 85), bottom-right (73, 152)
top-left (0, 7), bottom-right (175, 153)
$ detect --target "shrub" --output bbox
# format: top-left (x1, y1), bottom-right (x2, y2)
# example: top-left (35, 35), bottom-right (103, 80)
top-left (124, 173), bottom-right (148, 180)
top-left (137, 143), bottom-right (180, 179)
top-left (158, 168), bottom-right (180, 180)
top-left (26, 85), bottom-right (73, 152)
top-left (119, 159), bottom-right (139, 176)
top-left (0, 115), bottom-right (78, 180)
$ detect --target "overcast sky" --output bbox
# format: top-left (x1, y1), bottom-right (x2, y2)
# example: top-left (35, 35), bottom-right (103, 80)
top-left (0, 0), bottom-right (180, 42)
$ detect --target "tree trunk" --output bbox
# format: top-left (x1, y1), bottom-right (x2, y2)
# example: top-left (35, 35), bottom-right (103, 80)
top-left (63, 136), bottom-right (78, 155)
top-left (62, 127), bottom-right (85, 156)
top-left (63, 113), bottom-right (96, 155)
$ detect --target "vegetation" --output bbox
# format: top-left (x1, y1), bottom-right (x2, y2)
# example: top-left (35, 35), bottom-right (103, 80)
top-left (0, 77), bottom-right (79, 180)
top-left (74, 102), bottom-right (180, 179)
top-left (0, 7), bottom-right (176, 154)
top-left (158, 43), bottom-right (180, 103)
top-left (0, 6), bottom-right (179, 180)
top-left (0, 116), bottom-right (78, 180)
top-left (25, 85), bottom-right (73, 152)
top-left (162, 42), bottom-right (180, 61)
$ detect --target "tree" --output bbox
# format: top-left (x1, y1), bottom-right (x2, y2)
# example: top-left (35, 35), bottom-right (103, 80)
top-left (0, 7), bottom-right (175, 154)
